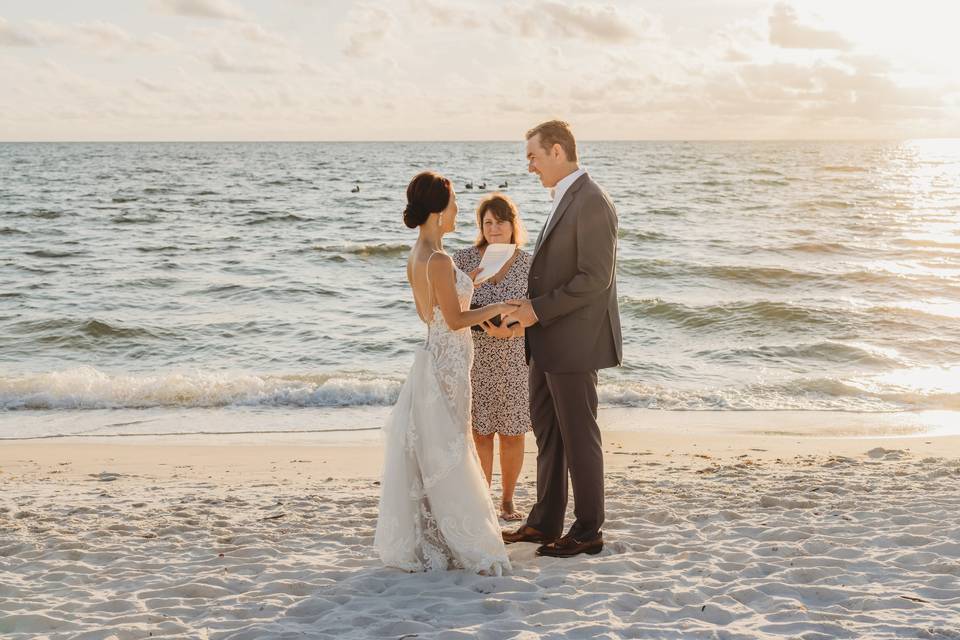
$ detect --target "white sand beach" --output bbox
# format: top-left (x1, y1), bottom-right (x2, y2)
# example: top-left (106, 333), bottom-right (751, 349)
top-left (3, 428), bottom-right (960, 639)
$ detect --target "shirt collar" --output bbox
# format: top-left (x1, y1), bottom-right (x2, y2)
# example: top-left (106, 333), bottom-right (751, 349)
top-left (552, 167), bottom-right (586, 202)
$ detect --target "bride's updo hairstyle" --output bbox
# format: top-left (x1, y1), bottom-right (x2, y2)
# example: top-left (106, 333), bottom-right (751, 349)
top-left (404, 171), bottom-right (452, 229)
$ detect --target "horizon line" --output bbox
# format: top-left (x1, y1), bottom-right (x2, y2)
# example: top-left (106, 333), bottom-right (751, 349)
top-left (2, 137), bottom-right (959, 144)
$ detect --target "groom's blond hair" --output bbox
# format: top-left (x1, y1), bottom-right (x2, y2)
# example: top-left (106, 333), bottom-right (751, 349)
top-left (526, 120), bottom-right (578, 163)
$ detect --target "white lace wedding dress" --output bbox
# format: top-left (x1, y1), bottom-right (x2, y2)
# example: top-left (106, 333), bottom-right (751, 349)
top-left (374, 260), bottom-right (511, 575)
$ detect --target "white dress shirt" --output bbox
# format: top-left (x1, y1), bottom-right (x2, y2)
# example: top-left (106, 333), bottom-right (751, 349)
top-left (543, 167), bottom-right (586, 232)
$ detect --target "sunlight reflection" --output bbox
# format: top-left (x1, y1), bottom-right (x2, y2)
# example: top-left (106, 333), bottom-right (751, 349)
top-left (896, 298), bottom-right (960, 320)
top-left (863, 259), bottom-right (960, 278)
top-left (865, 365), bottom-right (960, 396)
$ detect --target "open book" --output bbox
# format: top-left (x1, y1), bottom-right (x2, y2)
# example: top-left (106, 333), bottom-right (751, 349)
top-left (473, 243), bottom-right (516, 284)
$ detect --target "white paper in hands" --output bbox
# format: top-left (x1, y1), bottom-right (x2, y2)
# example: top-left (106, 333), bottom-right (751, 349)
top-left (473, 243), bottom-right (516, 284)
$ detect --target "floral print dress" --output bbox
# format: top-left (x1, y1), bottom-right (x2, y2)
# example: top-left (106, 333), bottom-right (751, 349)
top-left (453, 246), bottom-right (533, 437)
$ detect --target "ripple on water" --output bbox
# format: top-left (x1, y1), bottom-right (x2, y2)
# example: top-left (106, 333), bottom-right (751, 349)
top-left (25, 250), bottom-right (88, 259)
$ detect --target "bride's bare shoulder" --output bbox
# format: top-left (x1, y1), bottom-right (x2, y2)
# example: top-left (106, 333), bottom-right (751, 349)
top-left (425, 251), bottom-right (455, 279)
top-left (408, 249), bottom-right (452, 285)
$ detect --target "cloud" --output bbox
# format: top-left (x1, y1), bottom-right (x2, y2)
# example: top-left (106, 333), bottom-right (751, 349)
top-left (768, 2), bottom-right (850, 50)
top-left (138, 33), bottom-right (184, 54)
top-left (709, 22), bottom-right (765, 65)
top-left (415, 0), bottom-right (647, 44)
top-left (189, 22), bottom-right (291, 52)
top-left (739, 62), bottom-right (817, 92)
top-left (702, 55), bottom-right (944, 127)
top-left (236, 23), bottom-right (287, 46)
top-left (0, 18), bottom-right (76, 47)
top-left (0, 17), bottom-right (154, 55)
top-left (73, 21), bottom-right (135, 49)
top-left (206, 47), bottom-right (278, 74)
top-left (156, 0), bottom-right (251, 21)
top-left (1, 1), bottom-right (957, 140)
top-left (410, 0), bottom-right (484, 30)
top-left (180, 20), bottom-right (312, 75)
top-left (722, 47), bottom-right (751, 63)
top-left (507, 1), bottom-right (643, 43)
top-left (808, 60), bottom-right (942, 116)
top-left (341, 5), bottom-right (393, 58)
top-left (136, 77), bottom-right (170, 93)
top-left (0, 16), bottom-right (37, 46)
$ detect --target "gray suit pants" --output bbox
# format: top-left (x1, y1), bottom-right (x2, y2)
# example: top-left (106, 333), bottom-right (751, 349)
top-left (525, 357), bottom-right (604, 540)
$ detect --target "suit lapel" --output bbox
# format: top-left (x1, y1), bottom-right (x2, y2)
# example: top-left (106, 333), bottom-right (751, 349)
top-left (533, 173), bottom-right (589, 261)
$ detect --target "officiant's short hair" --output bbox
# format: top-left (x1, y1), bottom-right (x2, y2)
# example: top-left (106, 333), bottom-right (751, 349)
top-left (526, 120), bottom-right (578, 163)
top-left (475, 194), bottom-right (527, 248)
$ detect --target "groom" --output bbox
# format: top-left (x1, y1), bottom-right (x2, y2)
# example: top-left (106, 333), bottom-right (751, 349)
top-left (502, 120), bottom-right (622, 557)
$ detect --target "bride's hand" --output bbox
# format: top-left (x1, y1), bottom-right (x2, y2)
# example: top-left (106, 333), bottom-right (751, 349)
top-left (481, 320), bottom-right (514, 339)
top-left (497, 301), bottom-right (520, 315)
top-left (469, 268), bottom-right (482, 282)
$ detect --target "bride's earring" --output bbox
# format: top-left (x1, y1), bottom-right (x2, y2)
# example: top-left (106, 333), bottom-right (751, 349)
top-left (437, 213), bottom-right (443, 228)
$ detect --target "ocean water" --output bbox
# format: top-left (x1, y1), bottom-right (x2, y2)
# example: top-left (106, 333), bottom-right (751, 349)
top-left (2, 140), bottom-right (960, 437)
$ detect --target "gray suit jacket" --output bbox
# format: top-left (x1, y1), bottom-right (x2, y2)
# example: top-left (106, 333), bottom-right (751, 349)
top-left (526, 173), bottom-right (623, 373)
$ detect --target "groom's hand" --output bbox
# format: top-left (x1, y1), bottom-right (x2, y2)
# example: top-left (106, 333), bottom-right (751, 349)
top-left (503, 298), bottom-right (538, 328)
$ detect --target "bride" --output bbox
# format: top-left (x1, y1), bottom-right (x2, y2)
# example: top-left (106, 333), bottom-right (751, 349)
top-left (374, 171), bottom-right (515, 575)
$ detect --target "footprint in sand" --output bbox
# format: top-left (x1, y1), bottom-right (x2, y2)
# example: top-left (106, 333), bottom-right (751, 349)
top-left (89, 471), bottom-right (121, 482)
top-left (759, 495), bottom-right (819, 509)
top-left (866, 447), bottom-right (907, 461)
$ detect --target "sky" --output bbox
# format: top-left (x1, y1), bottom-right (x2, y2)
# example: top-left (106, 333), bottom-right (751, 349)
top-left (0, 0), bottom-right (958, 141)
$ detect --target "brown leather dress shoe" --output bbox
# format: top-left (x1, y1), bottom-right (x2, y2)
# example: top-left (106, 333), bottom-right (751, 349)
top-left (501, 525), bottom-right (557, 545)
top-left (535, 533), bottom-right (603, 557)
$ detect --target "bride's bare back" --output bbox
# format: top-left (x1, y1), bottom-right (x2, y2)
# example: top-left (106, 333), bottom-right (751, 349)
top-left (408, 242), bottom-right (508, 331)
top-left (407, 244), bottom-right (442, 324)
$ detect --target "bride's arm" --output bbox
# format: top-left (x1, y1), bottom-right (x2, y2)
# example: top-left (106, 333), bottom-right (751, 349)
top-left (429, 253), bottom-right (515, 331)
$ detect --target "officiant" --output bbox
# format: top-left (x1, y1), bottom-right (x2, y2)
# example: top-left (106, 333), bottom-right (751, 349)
top-left (453, 194), bottom-right (533, 522)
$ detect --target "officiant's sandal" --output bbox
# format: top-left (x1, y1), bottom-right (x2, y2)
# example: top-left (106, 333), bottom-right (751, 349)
top-left (501, 525), bottom-right (557, 545)
top-left (535, 533), bottom-right (603, 558)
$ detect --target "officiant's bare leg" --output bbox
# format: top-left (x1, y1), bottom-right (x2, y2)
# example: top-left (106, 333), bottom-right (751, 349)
top-left (525, 358), bottom-right (568, 538)
top-left (499, 434), bottom-right (525, 521)
top-left (547, 369), bottom-right (604, 541)
top-left (473, 432), bottom-right (495, 486)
